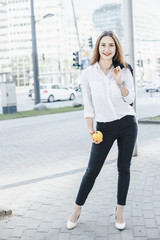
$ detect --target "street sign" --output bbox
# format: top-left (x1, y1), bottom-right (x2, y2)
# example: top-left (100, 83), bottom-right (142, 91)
top-left (81, 59), bottom-right (90, 69)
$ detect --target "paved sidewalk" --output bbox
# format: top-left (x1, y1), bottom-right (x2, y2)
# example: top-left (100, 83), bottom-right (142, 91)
top-left (0, 111), bottom-right (160, 240)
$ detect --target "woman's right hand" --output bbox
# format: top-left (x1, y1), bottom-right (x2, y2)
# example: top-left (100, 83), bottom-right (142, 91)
top-left (89, 130), bottom-right (103, 144)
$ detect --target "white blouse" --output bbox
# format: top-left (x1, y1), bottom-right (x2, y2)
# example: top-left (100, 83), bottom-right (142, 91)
top-left (81, 62), bottom-right (136, 122)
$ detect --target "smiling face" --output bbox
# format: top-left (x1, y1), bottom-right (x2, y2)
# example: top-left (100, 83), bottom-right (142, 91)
top-left (99, 36), bottom-right (116, 62)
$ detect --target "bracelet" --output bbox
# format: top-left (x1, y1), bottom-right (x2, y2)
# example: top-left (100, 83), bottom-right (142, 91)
top-left (117, 81), bottom-right (125, 88)
top-left (88, 129), bottom-right (94, 134)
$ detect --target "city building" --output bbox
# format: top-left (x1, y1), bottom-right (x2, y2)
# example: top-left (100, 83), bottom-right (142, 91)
top-left (0, 0), bottom-right (100, 87)
top-left (92, 0), bottom-right (160, 85)
top-left (0, 0), bottom-right (11, 82)
top-left (0, 0), bottom-right (160, 88)
top-left (92, 2), bottom-right (123, 41)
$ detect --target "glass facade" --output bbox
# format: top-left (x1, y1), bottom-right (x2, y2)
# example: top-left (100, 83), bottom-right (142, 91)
top-left (0, 0), bottom-right (160, 87)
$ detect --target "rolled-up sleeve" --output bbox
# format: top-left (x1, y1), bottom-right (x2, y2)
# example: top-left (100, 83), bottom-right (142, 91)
top-left (122, 68), bottom-right (135, 104)
top-left (81, 71), bottom-right (95, 118)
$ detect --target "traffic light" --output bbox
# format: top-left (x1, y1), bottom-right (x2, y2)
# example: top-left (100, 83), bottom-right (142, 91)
top-left (137, 60), bottom-right (140, 67)
top-left (137, 59), bottom-right (143, 67)
top-left (157, 58), bottom-right (160, 64)
top-left (88, 37), bottom-right (93, 48)
top-left (73, 51), bottom-right (80, 69)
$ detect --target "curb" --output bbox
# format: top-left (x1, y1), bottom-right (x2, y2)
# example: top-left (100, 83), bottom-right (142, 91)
top-left (138, 118), bottom-right (160, 124)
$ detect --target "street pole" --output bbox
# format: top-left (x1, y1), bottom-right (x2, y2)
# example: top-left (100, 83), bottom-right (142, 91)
top-left (30, 0), bottom-right (40, 105)
top-left (70, 0), bottom-right (82, 70)
top-left (123, 0), bottom-right (138, 156)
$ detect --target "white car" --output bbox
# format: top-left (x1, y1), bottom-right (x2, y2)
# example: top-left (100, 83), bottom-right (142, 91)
top-left (144, 82), bottom-right (160, 92)
top-left (32, 84), bottom-right (76, 102)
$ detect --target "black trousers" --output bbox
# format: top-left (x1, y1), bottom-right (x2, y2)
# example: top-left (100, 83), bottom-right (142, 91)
top-left (75, 115), bottom-right (138, 206)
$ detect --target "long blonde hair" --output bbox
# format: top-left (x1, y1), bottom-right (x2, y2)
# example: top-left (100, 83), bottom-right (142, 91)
top-left (90, 31), bottom-right (127, 67)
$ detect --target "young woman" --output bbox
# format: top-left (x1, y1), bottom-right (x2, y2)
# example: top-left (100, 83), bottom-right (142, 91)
top-left (67, 31), bottom-right (138, 230)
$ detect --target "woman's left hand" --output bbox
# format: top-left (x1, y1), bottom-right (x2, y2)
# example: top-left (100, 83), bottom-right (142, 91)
top-left (112, 66), bottom-right (122, 84)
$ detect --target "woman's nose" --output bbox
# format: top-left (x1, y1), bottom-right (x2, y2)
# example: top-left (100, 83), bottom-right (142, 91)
top-left (104, 46), bottom-right (109, 51)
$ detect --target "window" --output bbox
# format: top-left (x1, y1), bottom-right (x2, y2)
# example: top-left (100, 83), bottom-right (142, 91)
top-left (51, 85), bottom-right (59, 89)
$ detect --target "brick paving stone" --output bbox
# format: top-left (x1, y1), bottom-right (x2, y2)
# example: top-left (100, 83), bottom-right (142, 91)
top-left (69, 223), bottom-right (85, 235)
top-left (143, 197), bottom-right (153, 203)
top-left (15, 217), bottom-right (32, 228)
top-left (8, 238), bottom-right (20, 240)
top-left (33, 212), bottom-right (48, 220)
top-left (134, 226), bottom-right (146, 237)
top-left (153, 190), bottom-right (160, 196)
top-left (51, 219), bottom-right (64, 229)
top-left (84, 221), bottom-right (97, 232)
top-left (125, 211), bottom-right (132, 219)
top-left (37, 222), bottom-right (52, 233)
top-left (57, 232), bottom-right (70, 240)
top-left (132, 208), bottom-right (143, 217)
top-left (21, 229), bottom-right (36, 239)
top-left (0, 229), bottom-right (13, 240)
top-left (1, 216), bottom-right (20, 229)
top-left (143, 210), bottom-right (155, 219)
top-left (95, 226), bottom-right (107, 237)
top-left (152, 196), bottom-right (160, 201)
top-left (26, 219), bottom-right (41, 229)
top-left (42, 214), bottom-right (55, 222)
top-left (134, 237), bottom-right (148, 240)
top-left (132, 217), bottom-right (145, 226)
top-left (69, 235), bottom-right (83, 240)
top-left (144, 186), bottom-right (153, 191)
top-left (146, 228), bottom-right (160, 239)
top-left (97, 216), bottom-right (108, 225)
top-left (154, 208), bottom-right (160, 216)
top-left (55, 211), bottom-right (68, 220)
top-left (76, 232), bottom-right (95, 240)
top-left (132, 202), bottom-right (142, 208)
top-left (107, 234), bottom-right (120, 240)
top-left (45, 229), bottom-right (60, 240)
top-left (108, 224), bottom-right (119, 234)
top-left (96, 237), bottom-right (109, 240)
top-left (29, 203), bottom-right (42, 210)
top-left (33, 232), bottom-right (46, 240)
top-left (121, 229), bottom-right (134, 240)
top-left (132, 196), bottom-right (143, 202)
top-left (143, 191), bottom-right (153, 197)
top-left (10, 226), bottom-right (25, 238)
top-left (24, 210), bottom-right (37, 218)
top-left (144, 218), bottom-right (157, 228)
top-left (153, 202), bottom-right (160, 208)
top-left (38, 204), bottom-right (51, 212)
top-left (142, 203), bottom-right (153, 210)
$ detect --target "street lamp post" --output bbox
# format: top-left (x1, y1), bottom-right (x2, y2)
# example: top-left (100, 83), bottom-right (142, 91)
top-left (123, 0), bottom-right (138, 156)
top-left (30, 0), bottom-right (40, 105)
top-left (30, 1), bottom-right (54, 105)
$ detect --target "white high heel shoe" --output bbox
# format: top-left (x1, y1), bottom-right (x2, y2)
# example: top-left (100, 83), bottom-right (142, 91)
top-left (114, 207), bottom-right (126, 230)
top-left (67, 219), bottom-right (78, 230)
top-left (67, 212), bottom-right (81, 230)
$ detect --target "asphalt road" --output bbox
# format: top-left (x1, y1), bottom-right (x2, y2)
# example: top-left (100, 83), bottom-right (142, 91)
top-left (0, 87), bottom-right (160, 119)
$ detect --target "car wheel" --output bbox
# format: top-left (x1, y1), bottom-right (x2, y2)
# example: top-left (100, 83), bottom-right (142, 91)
top-left (48, 95), bottom-right (54, 102)
top-left (69, 93), bottom-right (75, 100)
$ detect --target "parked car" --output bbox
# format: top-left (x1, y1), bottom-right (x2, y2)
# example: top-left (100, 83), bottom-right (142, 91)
top-left (74, 84), bottom-right (82, 92)
top-left (144, 82), bottom-right (160, 92)
top-left (32, 84), bottom-right (76, 102)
